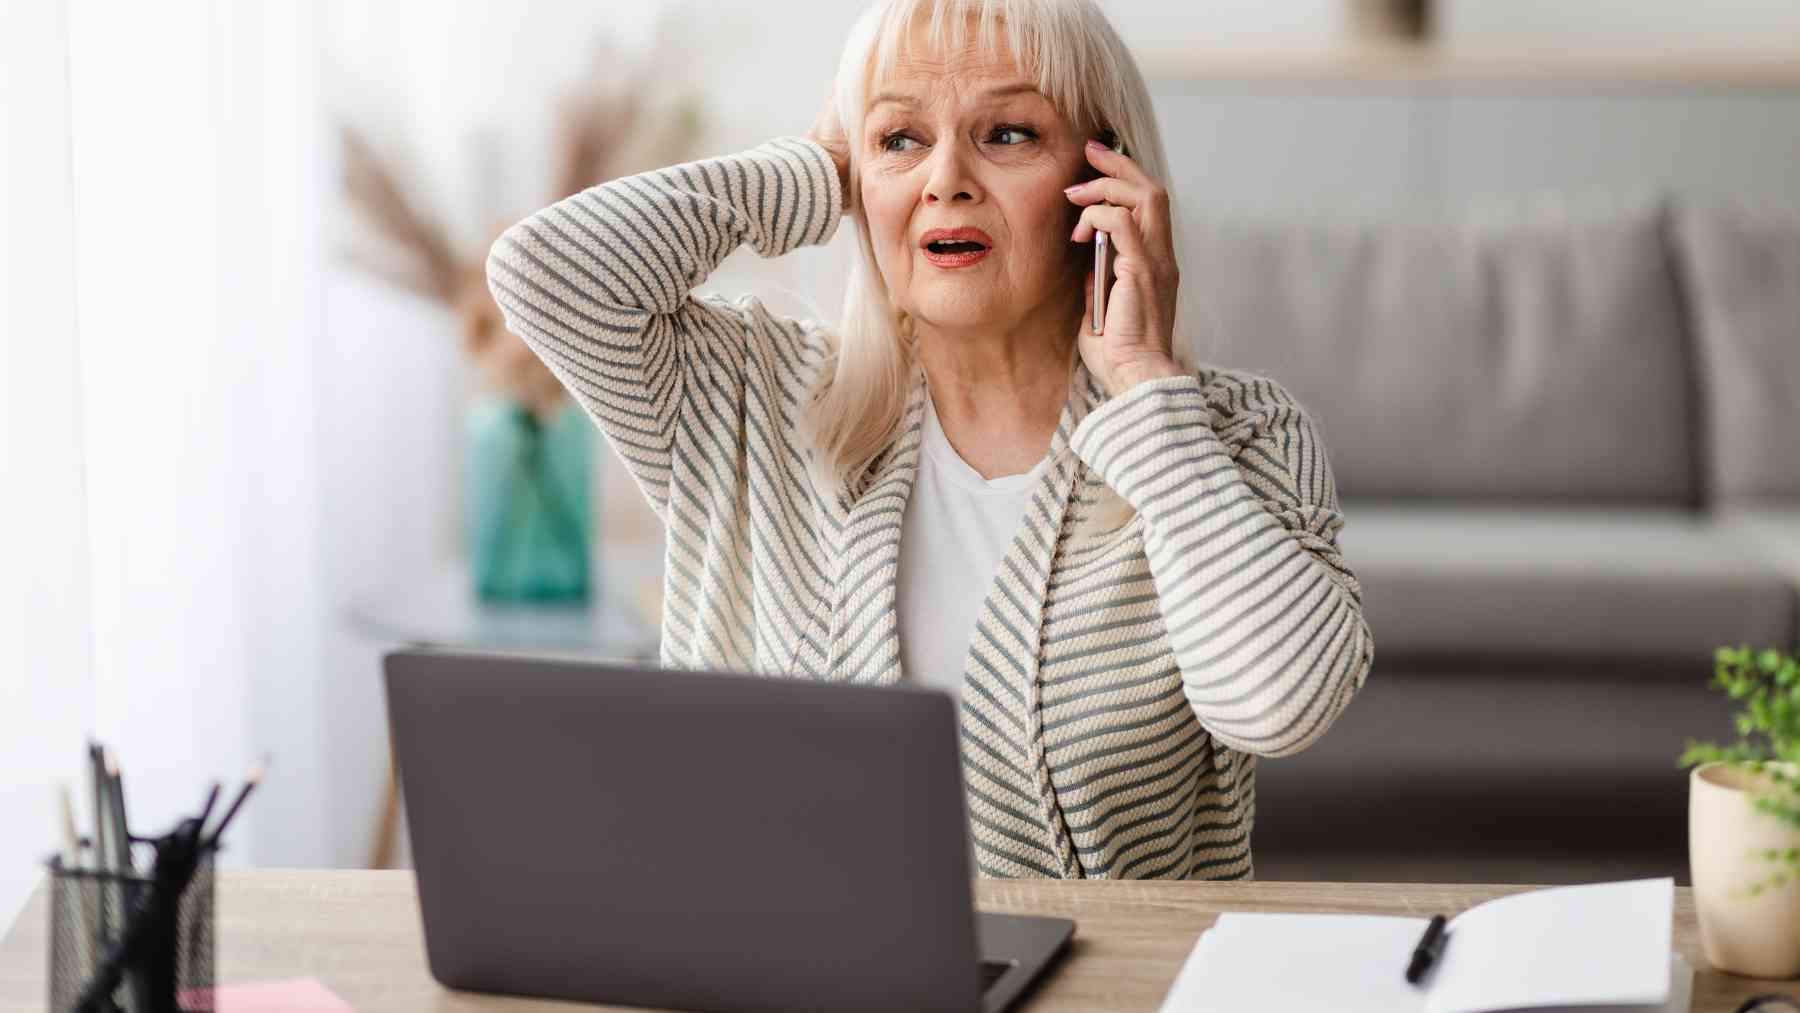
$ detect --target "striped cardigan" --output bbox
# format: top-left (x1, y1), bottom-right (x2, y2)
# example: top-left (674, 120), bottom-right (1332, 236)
top-left (485, 135), bottom-right (1375, 880)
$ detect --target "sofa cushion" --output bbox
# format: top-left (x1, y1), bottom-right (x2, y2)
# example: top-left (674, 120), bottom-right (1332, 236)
top-left (1251, 661), bottom-right (1737, 884)
top-left (1339, 502), bottom-right (1795, 660)
top-left (1671, 202), bottom-right (1800, 505)
top-left (1184, 195), bottom-right (1698, 505)
top-left (1718, 508), bottom-right (1800, 641)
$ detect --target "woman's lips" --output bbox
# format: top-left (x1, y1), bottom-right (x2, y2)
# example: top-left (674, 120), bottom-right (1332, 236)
top-left (919, 227), bottom-right (994, 269)
top-left (922, 245), bottom-right (990, 268)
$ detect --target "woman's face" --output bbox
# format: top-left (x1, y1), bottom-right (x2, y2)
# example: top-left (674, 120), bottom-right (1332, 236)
top-left (858, 29), bottom-right (1090, 344)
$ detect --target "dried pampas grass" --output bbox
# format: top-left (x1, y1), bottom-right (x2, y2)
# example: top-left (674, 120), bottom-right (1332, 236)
top-left (337, 19), bottom-right (706, 424)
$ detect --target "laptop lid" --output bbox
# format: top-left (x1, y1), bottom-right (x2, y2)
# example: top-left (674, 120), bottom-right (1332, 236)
top-left (384, 647), bottom-right (986, 1013)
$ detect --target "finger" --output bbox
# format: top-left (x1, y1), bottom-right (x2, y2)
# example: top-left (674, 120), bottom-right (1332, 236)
top-left (1070, 203), bottom-right (1128, 243)
top-left (1063, 177), bottom-right (1145, 210)
top-left (1066, 179), bottom-right (1174, 258)
top-left (1071, 204), bottom-right (1148, 266)
top-left (1083, 138), bottom-right (1155, 187)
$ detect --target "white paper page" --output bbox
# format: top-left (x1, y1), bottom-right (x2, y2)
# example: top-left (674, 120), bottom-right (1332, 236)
top-left (1159, 913), bottom-right (1431, 1013)
top-left (1425, 878), bottom-right (1674, 1013)
top-left (1475, 953), bottom-right (1693, 1013)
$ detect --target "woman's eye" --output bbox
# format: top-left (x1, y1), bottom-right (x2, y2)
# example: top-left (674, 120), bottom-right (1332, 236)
top-left (878, 126), bottom-right (1036, 153)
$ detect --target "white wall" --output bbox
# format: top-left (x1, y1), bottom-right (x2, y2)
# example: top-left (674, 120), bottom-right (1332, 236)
top-left (2, 0), bottom-right (101, 928)
top-left (5, 1), bottom-right (332, 918)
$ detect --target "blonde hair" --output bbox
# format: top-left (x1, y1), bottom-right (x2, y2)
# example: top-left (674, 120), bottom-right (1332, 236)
top-left (804, 0), bottom-right (1200, 497)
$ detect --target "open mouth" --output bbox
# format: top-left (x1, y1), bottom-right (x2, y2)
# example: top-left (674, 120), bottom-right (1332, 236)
top-left (925, 240), bottom-right (988, 255)
top-left (920, 229), bottom-right (993, 267)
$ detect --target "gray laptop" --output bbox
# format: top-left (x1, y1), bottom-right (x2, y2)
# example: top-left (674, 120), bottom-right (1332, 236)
top-left (383, 647), bottom-right (1074, 1013)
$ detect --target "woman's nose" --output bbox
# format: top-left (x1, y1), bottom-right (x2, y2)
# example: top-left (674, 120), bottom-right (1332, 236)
top-left (921, 142), bottom-right (980, 204)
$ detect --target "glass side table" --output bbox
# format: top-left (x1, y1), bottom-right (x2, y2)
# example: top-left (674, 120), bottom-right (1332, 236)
top-left (346, 558), bottom-right (658, 657)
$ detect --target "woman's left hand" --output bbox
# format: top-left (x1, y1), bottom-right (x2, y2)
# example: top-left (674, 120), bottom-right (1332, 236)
top-left (1066, 139), bottom-right (1187, 397)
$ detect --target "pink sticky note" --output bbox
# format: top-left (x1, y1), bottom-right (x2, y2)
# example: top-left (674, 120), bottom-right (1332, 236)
top-left (180, 978), bottom-right (355, 1011)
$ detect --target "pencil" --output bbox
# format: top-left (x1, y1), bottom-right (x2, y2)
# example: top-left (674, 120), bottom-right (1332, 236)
top-left (196, 781), bottom-right (222, 830)
top-left (58, 783), bottom-right (81, 867)
top-left (87, 741), bottom-right (108, 871)
top-left (205, 758), bottom-right (267, 848)
top-left (104, 747), bottom-right (132, 872)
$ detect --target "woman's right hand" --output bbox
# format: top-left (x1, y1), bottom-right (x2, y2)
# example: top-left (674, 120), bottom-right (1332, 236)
top-left (806, 85), bottom-right (852, 212)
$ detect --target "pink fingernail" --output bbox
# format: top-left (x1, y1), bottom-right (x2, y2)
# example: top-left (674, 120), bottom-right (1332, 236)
top-left (1064, 183), bottom-right (1084, 194)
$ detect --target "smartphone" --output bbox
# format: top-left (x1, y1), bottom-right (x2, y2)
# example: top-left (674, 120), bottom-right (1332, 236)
top-left (1092, 130), bottom-right (1125, 335)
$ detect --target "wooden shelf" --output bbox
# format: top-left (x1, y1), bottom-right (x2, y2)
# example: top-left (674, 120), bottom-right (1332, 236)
top-left (1138, 43), bottom-right (1800, 88)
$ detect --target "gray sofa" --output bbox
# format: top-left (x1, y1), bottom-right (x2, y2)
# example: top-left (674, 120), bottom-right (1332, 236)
top-left (1180, 195), bottom-right (1800, 883)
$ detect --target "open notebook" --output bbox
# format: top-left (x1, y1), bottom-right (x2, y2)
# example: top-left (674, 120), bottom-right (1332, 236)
top-left (1160, 878), bottom-right (1692, 1013)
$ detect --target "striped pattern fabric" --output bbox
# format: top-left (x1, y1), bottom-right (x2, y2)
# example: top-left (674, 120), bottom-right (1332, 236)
top-left (485, 136), bottom-right (1375, 880)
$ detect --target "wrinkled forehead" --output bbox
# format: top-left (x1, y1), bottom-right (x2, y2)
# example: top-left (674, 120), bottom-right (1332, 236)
top-left (888, 12), bottom-right (1021, 78)
top-left (867, 65), bottom-right (1047, 118)
top-left (865, 11), bottom-right (1067, 121)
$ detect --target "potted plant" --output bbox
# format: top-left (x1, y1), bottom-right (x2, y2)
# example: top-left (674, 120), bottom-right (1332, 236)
top-left (1681, 644), bottom-right (1800, 978)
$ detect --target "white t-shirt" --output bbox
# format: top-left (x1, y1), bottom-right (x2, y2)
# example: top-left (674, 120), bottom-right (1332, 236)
top-left (897, 390), bottom-right (1052, 696)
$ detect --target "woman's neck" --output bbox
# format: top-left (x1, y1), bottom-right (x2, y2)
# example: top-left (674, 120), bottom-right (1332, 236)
top-left (914, 317), bottom-right (1076, 481)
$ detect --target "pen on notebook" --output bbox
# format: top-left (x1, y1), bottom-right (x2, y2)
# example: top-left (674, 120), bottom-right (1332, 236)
top-left (1405, 913), bottom-right (1449, 984)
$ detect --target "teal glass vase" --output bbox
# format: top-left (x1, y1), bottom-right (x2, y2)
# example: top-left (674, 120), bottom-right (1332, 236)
top-left (465, 393), bottom-right (593, 602)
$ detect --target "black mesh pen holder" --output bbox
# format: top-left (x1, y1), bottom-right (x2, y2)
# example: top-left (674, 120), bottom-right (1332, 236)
top-left (46, 836), bottom-right (216, 1013)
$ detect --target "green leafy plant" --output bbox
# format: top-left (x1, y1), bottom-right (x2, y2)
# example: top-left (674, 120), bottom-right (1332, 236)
top-left (1678, 645), bottom-right (1800, 896)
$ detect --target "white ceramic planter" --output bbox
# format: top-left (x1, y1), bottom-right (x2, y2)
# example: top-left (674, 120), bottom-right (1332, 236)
top-left (1691, 760), bottom-right (1800, 978)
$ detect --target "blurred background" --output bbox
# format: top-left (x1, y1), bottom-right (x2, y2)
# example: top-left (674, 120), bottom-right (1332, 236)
top-left (6, 0), bottom-right (1799, 925)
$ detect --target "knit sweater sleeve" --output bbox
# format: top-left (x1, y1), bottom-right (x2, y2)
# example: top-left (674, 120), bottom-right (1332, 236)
top-left (1067, 370), bottom-right (1375, 758)
top-left (483, 136), bottom-right (844, 518)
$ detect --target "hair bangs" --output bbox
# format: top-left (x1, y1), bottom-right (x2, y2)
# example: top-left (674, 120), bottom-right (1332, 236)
top-left (866, 0), bottom-right (1106, 140)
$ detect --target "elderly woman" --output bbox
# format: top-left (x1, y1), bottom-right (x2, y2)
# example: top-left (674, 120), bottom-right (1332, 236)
top-left (485, 0), bottom-right (1374, 881)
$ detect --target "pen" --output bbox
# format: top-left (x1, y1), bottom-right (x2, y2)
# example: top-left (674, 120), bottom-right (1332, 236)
top-left (1405, 913), bottom-right (1449, 984)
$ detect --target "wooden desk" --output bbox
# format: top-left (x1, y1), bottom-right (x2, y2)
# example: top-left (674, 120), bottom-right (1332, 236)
top-left (0, 871), bottom-right (1785, 1011)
